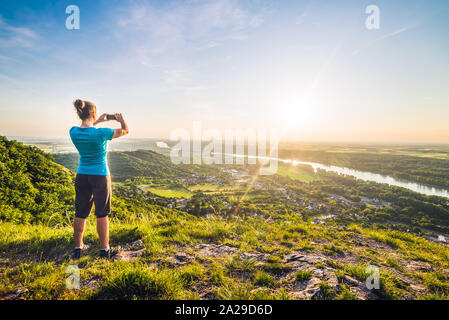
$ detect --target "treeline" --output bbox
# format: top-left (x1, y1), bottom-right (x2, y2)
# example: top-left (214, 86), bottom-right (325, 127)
top-left (53, 150), bottom-right (226, 182)
top-left (279, 150), bottom-right (449, 189)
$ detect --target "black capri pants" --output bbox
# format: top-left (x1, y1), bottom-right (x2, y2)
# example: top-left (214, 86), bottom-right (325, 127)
top-left (75, 174), bottom-right (112, 218)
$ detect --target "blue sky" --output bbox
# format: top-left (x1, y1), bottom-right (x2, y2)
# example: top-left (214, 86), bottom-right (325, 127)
top-left (1, 0), bottom-right (449, 142)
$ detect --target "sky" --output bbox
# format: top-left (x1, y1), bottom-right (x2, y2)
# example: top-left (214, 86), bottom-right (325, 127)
top-left (0, 0), bottom-right (449, 143)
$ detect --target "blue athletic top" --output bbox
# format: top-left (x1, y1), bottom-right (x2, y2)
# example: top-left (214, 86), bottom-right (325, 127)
top-left (69, 126), bottom-right (115, 175)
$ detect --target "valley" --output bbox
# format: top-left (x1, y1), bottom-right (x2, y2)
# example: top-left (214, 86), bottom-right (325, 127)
top-left (1, 136), bottom-right (449, 300)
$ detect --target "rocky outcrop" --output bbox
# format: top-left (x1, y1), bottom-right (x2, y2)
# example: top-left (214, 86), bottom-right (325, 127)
top-left (113, 240), bottom-right (146, 262)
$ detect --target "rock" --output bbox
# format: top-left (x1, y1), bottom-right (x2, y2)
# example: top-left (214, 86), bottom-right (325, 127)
top-left (114, 249), bottom-right (146, 262)
top-left (174, 253), bottom-right (191, 262)
top-left (15, 288), bottom-right (28, 295)
top-left (0, 287), bottom-right (28, 300)
top-left (313, 269), bottom-right (324, 277)
top-left (113, 239), bottom-right (146, 261)
top-left (200, 292), bottom-right (215, 300)
top-left (342, 275), bottom-right (363, 287)
top-left (323, 269), bottom-right (339, 287)
top-left (410, 283), bottom-right (427, 293)
top-left (285, 254), bottom-right (304, 262)
top-left (285, 253), bottom-right (325, 272)
top-left (293, 277), bottom-right (321, 300)
top-left (339, 275), bottom-right (381, 300)
top-left (407, 260), bottom-right (433, 273)
top-left (196, 244), bottom-right (239, 258)
top-left (82, 280), bottom-right (99, 290)
top-left (119, 239), bottom-right (144, 251)
top-left (241, 252), bottom-right (265, 261)
top-left (348, 286), bottom-right (380, 300)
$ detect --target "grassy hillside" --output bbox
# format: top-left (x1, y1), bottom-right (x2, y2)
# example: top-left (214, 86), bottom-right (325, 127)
top-left (0, 136), bottom-right (75, 225)
top-left (1, 136), bottom-right (449, 300)
top-left (1, 211), bottom-right (449, 300)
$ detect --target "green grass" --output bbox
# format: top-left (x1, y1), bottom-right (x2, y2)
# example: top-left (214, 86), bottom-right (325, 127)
top-left (224, 255), bottom-right (257, 275)
top-left (262, 262), bottom-right (292, 274)
top-left (180, 263), bottom-right (204, 285)
top-left (318, 282), bottom-right (337, 299)
top-left (143, 187), bottom-right (193, 198)
top-left (4, 136), bottom-right (449, 300)
top-left (253, 271), bottom-right (277, 288)
top-left (1, 207), bottom-right (449, 300)
top-left (295, 270), bottom-right (313, 282)
top-left (96, 262), bottom-right (187, 299)
top-left (188, 184), bottom-right (244, 194)
top-left (337, 284), bottom-right (357, 300)
top-left (276, 165), bottom-right (320, 183)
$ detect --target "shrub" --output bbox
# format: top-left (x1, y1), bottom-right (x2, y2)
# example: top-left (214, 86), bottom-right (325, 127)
top-left (295, 270), bottom-right (312, 282)
top-left (180, 263), bottom-right (204, 285)
top-left (97, 263), bottom-right (185, 299)
top-left (254, 271), bottom-right (277, 288)
top-left (318, 283), bottom-right (337, 300)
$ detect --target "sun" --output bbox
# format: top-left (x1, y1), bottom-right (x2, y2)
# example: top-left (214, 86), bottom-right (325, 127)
top-left (278, 95), bottom-right (317, 132)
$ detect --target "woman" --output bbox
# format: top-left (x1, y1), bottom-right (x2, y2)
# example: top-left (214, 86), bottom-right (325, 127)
top-left (69, 99), bottom-right (129, 259)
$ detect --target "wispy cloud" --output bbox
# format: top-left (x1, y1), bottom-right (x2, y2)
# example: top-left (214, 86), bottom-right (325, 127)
top-left (163, 68), bottom-right (190, 84)
top-left (0, 54), bottom-right (20, 63)
top-left (352, 6), bottom-right (449, 57)
top-left (0, 16), bottom-right (37, 48)
top-left (352, 26), bottom-right (412, 56)
top-left (295, 0), bottom-right (314, 25)
top-left (114, 0), bottom-right (265, 62)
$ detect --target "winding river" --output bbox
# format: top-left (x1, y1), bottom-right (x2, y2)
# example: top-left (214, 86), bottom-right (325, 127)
top-left (216, 153), bottom-right (449, 199)
top-left (288, 160), bottom-right (449, 198)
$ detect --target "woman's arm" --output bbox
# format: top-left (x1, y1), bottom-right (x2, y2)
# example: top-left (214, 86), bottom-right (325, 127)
top-left (112, 113), bottom-right (129, 139)
top-left (94, 113), bottom-right (107, 126)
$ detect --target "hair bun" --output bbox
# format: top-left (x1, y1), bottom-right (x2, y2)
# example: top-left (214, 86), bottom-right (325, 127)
top-left (73, 99), bottom-right (85, 110)
top-left (73, 99), bottom-right (96, 120)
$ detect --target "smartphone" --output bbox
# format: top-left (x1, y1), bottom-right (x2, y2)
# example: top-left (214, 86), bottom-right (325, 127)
top-left (106, 114), bottom-right (116, 121)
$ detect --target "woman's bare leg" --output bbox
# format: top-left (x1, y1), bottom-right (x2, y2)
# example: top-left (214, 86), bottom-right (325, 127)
top-left (97, 216), bottom-right (109, 250)
top-left (74, 217), bottom-right (86, 248)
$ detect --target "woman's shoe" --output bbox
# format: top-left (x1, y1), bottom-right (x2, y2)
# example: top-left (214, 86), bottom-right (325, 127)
top-left (99, 248), bottom-right (118, 259)
top-left (71, 248), bottom-right (82, 260)
top-left (70, 244), bottom-right (90, 260)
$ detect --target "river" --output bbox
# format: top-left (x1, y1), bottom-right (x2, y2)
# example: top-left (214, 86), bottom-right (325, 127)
top-left (217, 153), bottom-right (449, 199)
top-left (288, 160), bottom-right (449, 198)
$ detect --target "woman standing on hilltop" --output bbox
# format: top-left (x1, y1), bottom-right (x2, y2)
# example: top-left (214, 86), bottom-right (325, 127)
top-left (69, 99), bottom-right (129, 259)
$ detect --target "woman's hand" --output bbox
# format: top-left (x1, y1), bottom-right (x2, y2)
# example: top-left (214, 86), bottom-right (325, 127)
top-left (94, 113), bottom-right (108, 126)
top-left (114, 113), bottom-right (123, 123)
top-left (112, 113), bottom-right (129, 139)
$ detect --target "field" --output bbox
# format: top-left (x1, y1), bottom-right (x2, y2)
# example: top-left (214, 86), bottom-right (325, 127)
top-left (279, 142), bottom-right (449, 159)
top-left (276, 164), bottom-right (320, 183)
top-left (143, 186), bottom-right (193, 198)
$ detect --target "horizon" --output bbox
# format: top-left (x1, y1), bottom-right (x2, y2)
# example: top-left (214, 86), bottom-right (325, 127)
top-left (1, 0), bottom-right (449, 143)
top-left (7, 134), bottom-right (449, 147)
